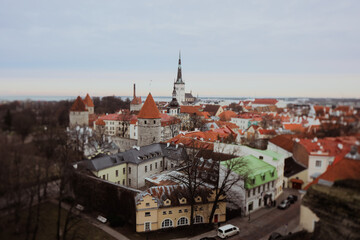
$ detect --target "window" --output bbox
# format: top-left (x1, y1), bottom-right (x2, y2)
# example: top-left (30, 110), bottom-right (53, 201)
top-left (116, 170), bottom-right (118, 177)
top-left (272, 181), bottom-right (274, 188)
top-left (161, 219), bottom-right (173, 228)
top-left (258, 187), bottom-right (260, 193)
top-left (163, 211), bottom-right (166, 215)
top-left (154, 120), bottom-right (156, 124)
top-left (267, 182), bottom-right (270, 189)
top-left (129, 167), bottom-right (131, 174)
top-left (194, 215), bottom-right (204, 224)
top-left (251, 178), bottom-right (255, 185)
top-left (261, 175), bottom-right (265, 181)
top-left (169, 211), bottom-right (172, 214)
top-left (259, 198), bottom-right (262, 207)
top-left (177, 217), bottom-right (189, 226)
top-left (271, 171), bottom-right (275, 177)
top-left (150, 164), bottom-right (152, 171)
top-left (155, 162), bottom-right (157, 169)
top-left (102, 175), bottom-right (106, 180)
top-left (145, 166), bottom-right (147, 172)
top-left (248, 202), bottom-right (253, 211)
top-left (123, 168), bottom-right (125, 174)
top-left (129, 179), bottom-right (131, 186)
top-left (316, 160), bottom-right (322, 167)
top-left (145, 222), bottom-right (151, 231)
top-left (179, 210), bottom-right (182, 213)
top-left (199, 207), bottom-right (203, 211)
top-left (253, 189), bottom-right (255, 195)
top-left (184, 209), bottom-right (188, 213)
top-left (146, 203), bottom-right (150, 207)
top-left (144, 120), bottom-right (147, 124)
top-left (145, 212), bottom-right (151, 217)
top-left (122, 179), bottom-right (125, 185)
top-left (160, 161), bottom-right (163, 167)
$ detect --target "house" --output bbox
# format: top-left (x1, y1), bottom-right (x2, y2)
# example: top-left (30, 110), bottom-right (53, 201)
top-left (220, 155), bottom-right (277, 216)
top-left (293, 137), bottom-right (351, 185)
top-left (203, 105), bottom-right (224, 117)
top-left (299, 147), bottom-right (360, 233)
top-left (219, 110), bottom-right (237, 122)
top-left (75, 143), bottom-right (188, 189)
top-left (231, 113), bottom-right (262, 130)
top-left (283, 157), bottom-right (307, 189)
top-left (135, 185), bottom-right (226, 232)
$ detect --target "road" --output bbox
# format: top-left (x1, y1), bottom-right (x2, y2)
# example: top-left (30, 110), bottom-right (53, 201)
top-left (190, 188), bottom-right (301, 240)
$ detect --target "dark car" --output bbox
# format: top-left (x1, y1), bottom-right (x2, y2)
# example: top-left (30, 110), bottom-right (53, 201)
top-left (200, 237), bottom-right (216, 240)
top-left (277, 199), bottom-right (291, 209)
top-left (268, 232), bottom-right (283, 240)
top-left (287, 194), bottom-right (298, 204)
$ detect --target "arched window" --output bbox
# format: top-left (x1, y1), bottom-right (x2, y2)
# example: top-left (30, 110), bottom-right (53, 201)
top-left (177, 217), bottom-right (189, 226)
top-left (144, 120), bottom-right (147, 124)
top-left (194, 215), bottom-right (204, 224)
top-left (161, 219), bottom-right (173, 228)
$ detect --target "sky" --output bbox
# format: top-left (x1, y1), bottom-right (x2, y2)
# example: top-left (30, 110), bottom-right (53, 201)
top-left (0, 0), bottom-right (360, 99)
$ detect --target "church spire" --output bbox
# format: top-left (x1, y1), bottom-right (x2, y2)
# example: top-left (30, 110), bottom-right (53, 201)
top-left (175, 51), bottom-right (183, 84)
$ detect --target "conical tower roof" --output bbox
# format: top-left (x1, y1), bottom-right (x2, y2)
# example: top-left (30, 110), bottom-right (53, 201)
top-left (70, 96), bottom-right (87, 112)
top-left (83, 93), bottom-right (94, 107)
top-left (138, 93), bottom-right (161, 119)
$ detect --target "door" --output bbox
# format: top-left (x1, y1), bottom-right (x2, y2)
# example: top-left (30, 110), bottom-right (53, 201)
top-left (145, 222), bottom-right (150, 231)
top-left (214, 214), bottom-right (218, 223)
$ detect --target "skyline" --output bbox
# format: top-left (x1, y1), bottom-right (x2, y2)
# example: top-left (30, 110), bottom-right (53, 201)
top-left (1, 1), bottom-right (360, 98)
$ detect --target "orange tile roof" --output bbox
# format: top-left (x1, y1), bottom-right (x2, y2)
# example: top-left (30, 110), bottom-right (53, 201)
top-left (137, 93), bottom-right (161, 119)
top-left (180, 105), bottom-right (202, 114)
top-left (298, 138), bottom-right (351, 157)
top-left (95, 118), bottom-right (105, 126)
top-left (304, 157), bottom-right (360, 190)
top-left (269, 134), bottom-right (298, 152)
top-left (283, 123), bottom-right (306, 133)
top-left (215, 121), bottom-right (238, 130)
top-left (131, 96), bottom-right (142, 105)
top-left (253, 98), bottom-right (278, 105)
top-left (219, 110), bottom-right (237, 121)
top-left (83, 93), bottom-right (94, 107)
top-left (70, 96), bottom-right (87, 112)
top-left (258, 129), bottom-right (276, 135)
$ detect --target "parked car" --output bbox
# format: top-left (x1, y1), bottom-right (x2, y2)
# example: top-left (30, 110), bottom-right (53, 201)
top-left (268, 232), bottom-right (283, 240)
top-left (200, 237), bottom-right (216, 240)
top-left (287, 194), bottom-right (298, 204)
top-left (277, 199), bottom-right (291, 209)
top-left (217, 224), bottom-right (240, 239)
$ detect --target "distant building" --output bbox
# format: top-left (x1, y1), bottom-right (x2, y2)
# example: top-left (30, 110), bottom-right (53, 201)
top-left (69, 94), bottom-right (95, 128)
top-left (130, 84), bottom-right (142, 112)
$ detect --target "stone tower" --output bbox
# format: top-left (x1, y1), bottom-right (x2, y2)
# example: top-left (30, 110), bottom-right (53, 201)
top-left (174, 52), bottom-right (185, 104)
top-left (69, 96), bottom-right (89, 128)
top-left (137, 93), bottom-right (161, 146)
top-left (83, 93), bottom-right (94, 114)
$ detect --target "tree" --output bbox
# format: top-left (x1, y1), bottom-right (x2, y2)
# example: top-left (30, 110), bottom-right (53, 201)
top-left (12, 109), bottom-right (36, 143)
top-left (3, 108), bottom-right (12, 131)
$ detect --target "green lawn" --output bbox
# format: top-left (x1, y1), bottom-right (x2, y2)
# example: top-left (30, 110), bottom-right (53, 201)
top-left (0, 202), bottom-right (117, 240)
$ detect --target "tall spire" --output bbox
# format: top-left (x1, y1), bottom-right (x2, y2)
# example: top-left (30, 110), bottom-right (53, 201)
top-left (176, 51), bottom-right (183, 84)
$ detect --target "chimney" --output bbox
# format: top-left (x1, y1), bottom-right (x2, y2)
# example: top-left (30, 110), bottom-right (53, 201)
top-left (133, 84), bottom-right (136, 98)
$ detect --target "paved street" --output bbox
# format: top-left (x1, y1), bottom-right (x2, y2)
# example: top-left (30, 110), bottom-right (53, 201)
top-left (189, 188), bottom-right (301, 240)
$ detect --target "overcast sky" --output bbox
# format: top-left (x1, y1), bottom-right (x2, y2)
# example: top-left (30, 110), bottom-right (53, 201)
top-left (1, 0), bottom-right (359, 98)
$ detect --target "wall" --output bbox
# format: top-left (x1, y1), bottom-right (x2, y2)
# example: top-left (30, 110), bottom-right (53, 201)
top-left (112, 137), bottom-right (137, 152)
top-left (267, 142), bottom-right (292, 159)
top-left (138, 118), bottom-right (161, 147)
top-left (69, 111), bottom-right (89, 128)
top-left (308, 155), bottom-right (334, 182)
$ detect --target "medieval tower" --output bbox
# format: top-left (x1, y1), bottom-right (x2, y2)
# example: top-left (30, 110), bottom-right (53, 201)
top-left (174, 52), bottom-right (185, 104)
top-left (137, 93), bottom-right (161, 146)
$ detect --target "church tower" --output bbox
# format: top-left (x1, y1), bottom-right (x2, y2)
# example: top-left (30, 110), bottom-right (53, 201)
top-left (137, 93), bottom-right (162, 146)
top-left (167, 85), bottom-right (180, 116)
top-left (174, 52), bottom-right (185, 104)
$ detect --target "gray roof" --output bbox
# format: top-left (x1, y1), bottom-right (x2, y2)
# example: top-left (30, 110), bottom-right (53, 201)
top-left (77, 143), bottom-right (188, 171)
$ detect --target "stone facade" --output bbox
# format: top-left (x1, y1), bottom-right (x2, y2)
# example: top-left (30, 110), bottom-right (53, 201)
top-left (69, 111), bottom-right (89, 128)
top-left (138, 118), bottom-right (161, 147)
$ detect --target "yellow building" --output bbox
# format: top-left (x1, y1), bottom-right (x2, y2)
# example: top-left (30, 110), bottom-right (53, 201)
top-left (135, 185), bottom-right (226, 232)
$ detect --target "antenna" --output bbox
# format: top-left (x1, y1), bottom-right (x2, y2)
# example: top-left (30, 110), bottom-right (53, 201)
top-left (149, 80), bottom-right (152, 92)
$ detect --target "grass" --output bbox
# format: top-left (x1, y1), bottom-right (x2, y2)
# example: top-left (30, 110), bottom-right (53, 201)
top-left (0, 202), bottom-right (117, 240)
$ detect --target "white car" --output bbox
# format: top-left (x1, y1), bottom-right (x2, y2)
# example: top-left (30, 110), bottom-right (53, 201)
top-left (217, 224), bottom-right (240, 239)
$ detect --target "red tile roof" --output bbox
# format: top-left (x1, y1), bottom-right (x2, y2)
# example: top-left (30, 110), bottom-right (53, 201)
top-left (258, 129), bottom-right (276, 135)
top-left (95, 118), bottom-right (105, 126)
top-left (70, 96), bottom-right (87, 112)
top-left (131, 96), bottom-right (142, 105)
top-left (219, 110), bottom-right (237, 121)
top-left (253, 98), bottom-right (278, 105)
top-left (269, 134), bottom-right (298, 152)
top-left (304, 157), bottom-right (360, 190)
top-left (138, 93), bottom-right (161, 119)
top-left (83, 93), bottom-right (94, 107)
top-left (283, 123), bottom-right (306, 133)
top-left (298, 138), bottom-right (351, 157)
